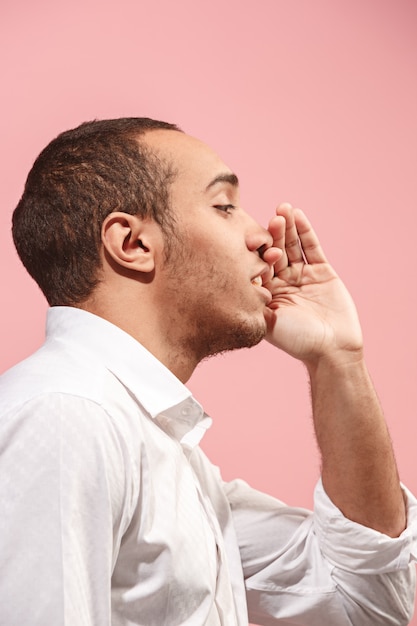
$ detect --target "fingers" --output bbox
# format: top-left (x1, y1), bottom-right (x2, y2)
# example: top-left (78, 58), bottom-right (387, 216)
top-left (292, 208), bottom-right (327, 264)
top-left (270, 203), bottom-right (327, 268)
top-left (276, 203), bottom-right (306, 265)
top-left (267, 214), bottom-right (288, 274)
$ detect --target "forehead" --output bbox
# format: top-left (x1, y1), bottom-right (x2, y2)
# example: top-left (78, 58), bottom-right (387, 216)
top-left (140, 129), bottom-right (235, 193)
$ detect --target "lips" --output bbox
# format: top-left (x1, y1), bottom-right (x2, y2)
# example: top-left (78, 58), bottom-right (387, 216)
top-left (251, 275), bottom-right (263, 287)
top-left (251, 261), bottom-right (274, 288)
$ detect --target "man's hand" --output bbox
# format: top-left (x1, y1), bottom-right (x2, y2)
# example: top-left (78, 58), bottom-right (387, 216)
top-left (262, 203), bottom-right (406, 538)
top-left (264, 203), bottom-right (362, 364)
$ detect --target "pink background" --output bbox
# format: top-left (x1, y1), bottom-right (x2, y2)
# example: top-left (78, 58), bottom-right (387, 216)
top-left (1, 0), bottom-right (416, 621)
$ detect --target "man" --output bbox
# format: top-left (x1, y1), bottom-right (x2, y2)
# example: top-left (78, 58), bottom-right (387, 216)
top-left (1, 117), bottom-right (416, 625)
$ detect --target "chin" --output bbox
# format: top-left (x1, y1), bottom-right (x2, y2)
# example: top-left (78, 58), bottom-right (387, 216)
top-left (197, 315), bottom-right (267, 360)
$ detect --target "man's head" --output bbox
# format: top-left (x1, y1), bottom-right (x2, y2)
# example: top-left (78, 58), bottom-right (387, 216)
top-left (12, 117), bottom-right (181, 306)
top-left (12, 119), bottom-right (277, 378)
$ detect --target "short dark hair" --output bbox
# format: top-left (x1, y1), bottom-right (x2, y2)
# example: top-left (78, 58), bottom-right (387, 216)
top-left (12, 117), bottom-right (181, 306)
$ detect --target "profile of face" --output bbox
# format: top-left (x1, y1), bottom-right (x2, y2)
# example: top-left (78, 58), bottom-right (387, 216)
top-left (143, 130), bottom-right (274, 362)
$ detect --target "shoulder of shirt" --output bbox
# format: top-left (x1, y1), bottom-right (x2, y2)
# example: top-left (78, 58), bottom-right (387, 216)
top-left (0, 340), bottom-right (107, 416)
top-left (1, 307), bottom-right (194, 425)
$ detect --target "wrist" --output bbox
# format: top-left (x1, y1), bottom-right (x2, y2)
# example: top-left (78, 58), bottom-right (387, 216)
top-left (304, 346), bottom-right (365, 378)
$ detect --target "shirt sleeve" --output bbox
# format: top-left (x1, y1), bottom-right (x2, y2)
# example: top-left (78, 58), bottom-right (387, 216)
top-left (0, 393), bottom-right (133, 626)
top-left (224, 477), bottom-right (417, 625)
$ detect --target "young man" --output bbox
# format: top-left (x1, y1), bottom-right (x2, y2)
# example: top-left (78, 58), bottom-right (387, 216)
top-left (1, 118), bottom-right (416, 625)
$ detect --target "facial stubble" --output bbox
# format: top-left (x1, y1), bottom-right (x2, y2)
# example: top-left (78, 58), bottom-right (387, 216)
top-left (163, 233), bottom-right (267, 364)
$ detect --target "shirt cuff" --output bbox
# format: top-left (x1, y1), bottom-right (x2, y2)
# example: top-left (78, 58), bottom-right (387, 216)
top-left (313, 479), bottom-right (417, 574)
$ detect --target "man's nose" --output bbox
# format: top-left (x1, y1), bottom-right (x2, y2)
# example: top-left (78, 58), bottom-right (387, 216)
top-left (245, 217), bottom-right (273, 255)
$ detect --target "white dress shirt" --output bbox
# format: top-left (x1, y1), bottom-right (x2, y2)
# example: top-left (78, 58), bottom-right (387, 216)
top-left (0, 307), bottom-right (416, 625)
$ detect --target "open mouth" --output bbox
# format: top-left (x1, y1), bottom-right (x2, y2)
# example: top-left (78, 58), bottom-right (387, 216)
top-left (251, 275), bottom-right (263, 287)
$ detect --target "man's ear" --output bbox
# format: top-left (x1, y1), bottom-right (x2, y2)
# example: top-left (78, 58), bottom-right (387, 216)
top-left (101, 212), bottom-right (161, 273)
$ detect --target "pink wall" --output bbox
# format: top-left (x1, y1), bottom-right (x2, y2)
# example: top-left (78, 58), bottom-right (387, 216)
top-left (1, 0), bottom-right (416, 620)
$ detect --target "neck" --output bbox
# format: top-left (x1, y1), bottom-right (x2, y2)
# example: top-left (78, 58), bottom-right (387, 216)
top-left (78, 296), bottom-right (199, 384)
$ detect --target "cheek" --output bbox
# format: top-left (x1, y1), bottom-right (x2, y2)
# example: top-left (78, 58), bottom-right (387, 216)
top-left (166, 227), bottom-right (248, 290)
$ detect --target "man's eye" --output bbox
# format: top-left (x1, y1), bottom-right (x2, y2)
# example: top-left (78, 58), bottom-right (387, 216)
top-left (213, 204), bottom-right (236, 214)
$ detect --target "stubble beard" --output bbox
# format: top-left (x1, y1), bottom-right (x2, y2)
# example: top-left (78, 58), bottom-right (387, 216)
top-left (162, 230), bottom-right (267, 364)
top-left (170, 291), bottom-right (268, 365)
top-left (193, 313), bottom-right (266, 361)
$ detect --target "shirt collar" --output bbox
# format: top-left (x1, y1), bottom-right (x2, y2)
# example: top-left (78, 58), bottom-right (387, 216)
top-left (46, 307), bottom-right (212, 446)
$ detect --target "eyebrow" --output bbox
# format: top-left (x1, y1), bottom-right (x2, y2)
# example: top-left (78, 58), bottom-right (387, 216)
top-left (205, 172), bottom-right (239, 192)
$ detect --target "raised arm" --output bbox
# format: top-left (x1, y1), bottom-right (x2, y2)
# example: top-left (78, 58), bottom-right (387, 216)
top-left (264, 203), bottom-right (406, 537)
